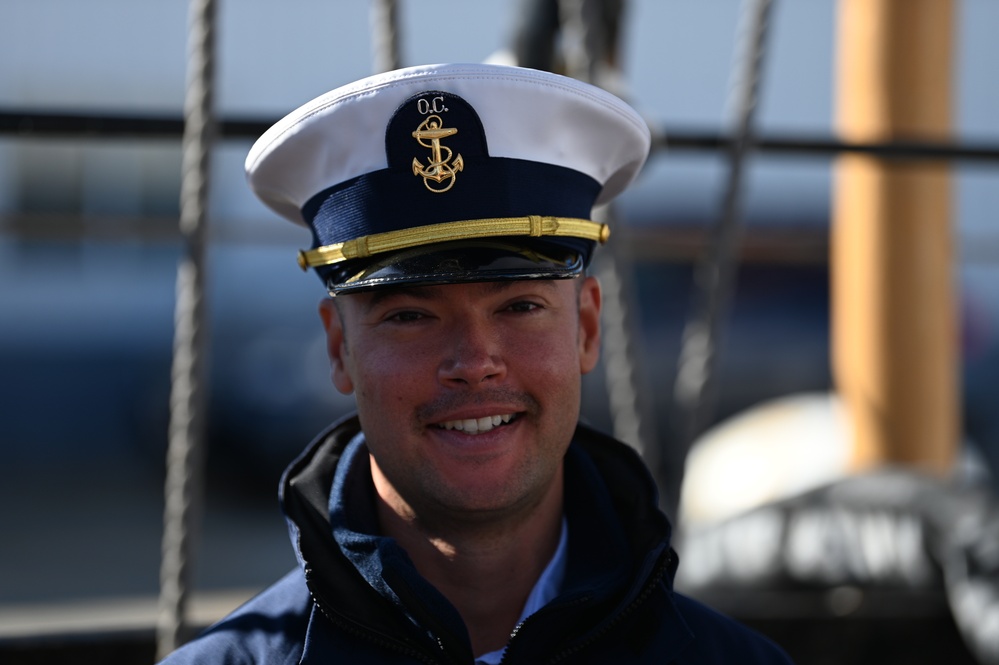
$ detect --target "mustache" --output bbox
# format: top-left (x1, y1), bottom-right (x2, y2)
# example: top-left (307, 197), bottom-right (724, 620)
top-left (415, 387), bottom-right (540, 423)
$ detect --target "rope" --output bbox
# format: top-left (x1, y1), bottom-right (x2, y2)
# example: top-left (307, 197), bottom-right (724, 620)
top-left (370, 0), bottom-right (402, 73)
top-left (156, 0), bottom-right (216, 658)
top-left (593, 206), bottom-right (659, 468)
top-left (559, 0), bottom-right (604, 83)
top-left (670, 0), bottom-right (774, 516)
top-left (555, 0), bottom-right (659, 484)
top-left (557, 0), bottom-right (625, 92)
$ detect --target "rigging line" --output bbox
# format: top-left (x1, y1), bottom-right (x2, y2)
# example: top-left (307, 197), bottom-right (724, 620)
top-left (7, 109), bottom-right (999, 165)
top-left (670, 0), bottom-right (775, 517)
top-left (557, 0), bottom-right (660, 488)
top-left (370, 0), bottom-right (402, 73)
top-left (157, 0), bottom-right (216, 658)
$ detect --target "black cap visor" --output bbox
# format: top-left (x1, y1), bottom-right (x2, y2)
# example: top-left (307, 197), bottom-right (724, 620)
top-left (323, 239), bottom-right (587, 295)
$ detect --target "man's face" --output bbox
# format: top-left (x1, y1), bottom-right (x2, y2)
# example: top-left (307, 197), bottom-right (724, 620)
top-left (319, 277), bottom-right (602, 527)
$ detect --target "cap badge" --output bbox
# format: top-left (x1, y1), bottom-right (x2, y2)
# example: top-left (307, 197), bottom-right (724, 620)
top-left (411, 105), bottom-right (464, 193)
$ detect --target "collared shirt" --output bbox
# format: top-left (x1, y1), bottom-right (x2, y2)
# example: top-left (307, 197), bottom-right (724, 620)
top-left (475, 517), bottom-right (569, 665)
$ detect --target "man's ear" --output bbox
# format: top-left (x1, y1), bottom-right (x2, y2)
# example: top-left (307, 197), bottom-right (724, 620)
top-left (577, 276), bottom-right (602, 375)
top-left (318, 298), bottom-right (355, 394)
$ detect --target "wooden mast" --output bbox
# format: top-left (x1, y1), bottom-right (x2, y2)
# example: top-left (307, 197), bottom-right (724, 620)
top-left (832, 0), bottom-right (958, 473)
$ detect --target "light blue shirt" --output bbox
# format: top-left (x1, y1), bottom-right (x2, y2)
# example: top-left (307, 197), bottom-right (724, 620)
top-left (475, 518), bottom-right (569, 665)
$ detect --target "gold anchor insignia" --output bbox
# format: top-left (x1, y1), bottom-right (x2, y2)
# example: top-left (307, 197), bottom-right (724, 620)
top-left (411, 115), bottom-right (464, 193)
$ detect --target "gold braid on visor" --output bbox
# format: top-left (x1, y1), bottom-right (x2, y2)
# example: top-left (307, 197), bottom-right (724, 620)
top-left (297, 215), bottom-right (609, 270)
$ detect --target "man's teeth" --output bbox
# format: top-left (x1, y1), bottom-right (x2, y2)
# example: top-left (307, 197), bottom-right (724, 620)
top-left (438, 414), bottom-right (514, 433)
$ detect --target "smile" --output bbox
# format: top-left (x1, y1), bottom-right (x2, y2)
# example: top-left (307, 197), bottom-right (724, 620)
top-left (436, 414), bottom-right (515, 434)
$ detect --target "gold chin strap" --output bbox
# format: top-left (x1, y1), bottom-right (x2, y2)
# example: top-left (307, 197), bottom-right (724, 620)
top-left (297, 215), bottom-right (609, 270)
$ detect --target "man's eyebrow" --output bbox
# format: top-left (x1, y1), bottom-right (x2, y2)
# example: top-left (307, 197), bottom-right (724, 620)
top-left (361, 285), bottom-right (444, 311)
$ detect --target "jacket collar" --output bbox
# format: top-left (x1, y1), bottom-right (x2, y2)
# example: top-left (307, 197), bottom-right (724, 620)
top-left (280, 414), bottom-right (683, 662)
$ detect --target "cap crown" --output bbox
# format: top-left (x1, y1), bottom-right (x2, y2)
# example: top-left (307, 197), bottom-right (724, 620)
top-left (245, 63), bottom-right (651, 292)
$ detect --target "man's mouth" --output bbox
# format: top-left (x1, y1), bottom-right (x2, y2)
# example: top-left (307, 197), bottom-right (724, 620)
top-left (435, 413), bottom-right (516, 434)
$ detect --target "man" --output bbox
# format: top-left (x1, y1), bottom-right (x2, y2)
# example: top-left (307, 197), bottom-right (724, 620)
top-left (160, 63), bottom-right (792, 664)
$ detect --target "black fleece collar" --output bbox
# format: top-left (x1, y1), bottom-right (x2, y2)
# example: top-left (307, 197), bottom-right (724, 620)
top-left (279, 414), bottom-right (677, 662)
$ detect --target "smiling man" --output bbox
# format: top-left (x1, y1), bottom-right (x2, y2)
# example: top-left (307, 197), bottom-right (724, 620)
top-left (159, 63), bottom-right (793, 664)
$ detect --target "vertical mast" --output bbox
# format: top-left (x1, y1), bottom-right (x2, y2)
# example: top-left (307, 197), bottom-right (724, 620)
top-left (833, 0), bottom-right (958, 472)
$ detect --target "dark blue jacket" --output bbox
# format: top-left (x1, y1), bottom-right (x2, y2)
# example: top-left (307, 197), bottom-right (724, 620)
top-left (160, 416), bottom-right (793, 664)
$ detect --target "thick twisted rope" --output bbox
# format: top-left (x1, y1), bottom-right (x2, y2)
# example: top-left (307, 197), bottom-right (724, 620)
top-left (556, 0), bottom-right (659, 480)
top-left (671, 0), bottom-right (775, 515)
top-left (370, 0), bottom-right (402, 73)
top-left (157, 0), bottom-right (216, 658)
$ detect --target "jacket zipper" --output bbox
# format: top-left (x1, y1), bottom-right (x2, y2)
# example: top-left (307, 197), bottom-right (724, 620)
top-left (307, 583), bottom-right (451, 665)
top-left (536, 549), bottom-right (673, 664)
top-left (497, 593), bottom-right (593, 665)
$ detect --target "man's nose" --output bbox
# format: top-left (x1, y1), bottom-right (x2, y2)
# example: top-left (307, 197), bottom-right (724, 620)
top-left (437, 319), bottom-right (506, 386)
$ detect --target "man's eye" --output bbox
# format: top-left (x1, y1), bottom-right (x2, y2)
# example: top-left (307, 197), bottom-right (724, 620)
top-left (506, 301), bottom-right (541, 313)
top-left (387, 310), bottom-right (426, 323)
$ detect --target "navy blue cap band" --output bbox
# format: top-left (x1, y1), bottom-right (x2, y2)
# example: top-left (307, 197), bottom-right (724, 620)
top-left (302, 156), bottom-right (601, 251)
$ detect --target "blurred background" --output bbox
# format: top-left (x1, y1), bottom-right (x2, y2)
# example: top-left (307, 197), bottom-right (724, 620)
top-left (1, 0), bottom-right (998, 662)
